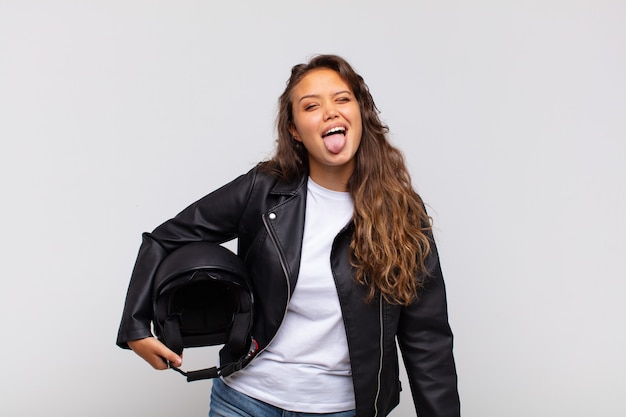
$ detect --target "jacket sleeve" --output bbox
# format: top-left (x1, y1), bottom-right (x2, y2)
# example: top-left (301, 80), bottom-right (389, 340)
top-left (116, 167), bottom-right (258, 348)
top-left (397, 238), bottom-right (461, 417)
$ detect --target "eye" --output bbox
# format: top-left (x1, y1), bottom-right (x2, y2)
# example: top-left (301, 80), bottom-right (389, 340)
top-left (304, 103), bottom-right (318, 111)
top-left (336, 96), bottom-right (351, 103)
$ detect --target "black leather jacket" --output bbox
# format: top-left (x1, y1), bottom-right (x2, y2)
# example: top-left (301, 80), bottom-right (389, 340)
top-left (117, 165), bottom-right (460, 417)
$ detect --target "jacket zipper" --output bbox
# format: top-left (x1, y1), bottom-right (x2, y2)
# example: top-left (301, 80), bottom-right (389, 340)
top-left (257, 213), bottom-right (292, 355)
top-left (332, 224), bottom-right (384, 416)
top-left (374, 293), bottom-right (384, 417)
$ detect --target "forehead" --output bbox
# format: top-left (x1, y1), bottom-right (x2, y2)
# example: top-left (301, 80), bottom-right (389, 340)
top-left (291, 68), bottom-right (353, 98)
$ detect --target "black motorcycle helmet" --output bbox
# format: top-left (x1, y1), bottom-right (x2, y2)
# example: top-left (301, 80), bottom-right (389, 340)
top-left (152, 241), bottom-right (257, 381)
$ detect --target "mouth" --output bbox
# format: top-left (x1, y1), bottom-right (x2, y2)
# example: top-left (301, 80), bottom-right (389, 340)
top-left (322, 126), bottom-right (347, 138)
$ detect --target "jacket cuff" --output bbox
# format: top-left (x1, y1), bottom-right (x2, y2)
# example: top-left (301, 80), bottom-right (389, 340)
top-left (116, 327), bottom-right (154, 349)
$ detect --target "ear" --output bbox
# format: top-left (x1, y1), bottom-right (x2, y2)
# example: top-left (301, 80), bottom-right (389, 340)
top-left (288, 124), bottom-right (301, 142)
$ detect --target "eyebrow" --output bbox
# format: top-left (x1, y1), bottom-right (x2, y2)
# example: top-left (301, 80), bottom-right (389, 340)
top-left (297, 90), bottom-right (353, 103)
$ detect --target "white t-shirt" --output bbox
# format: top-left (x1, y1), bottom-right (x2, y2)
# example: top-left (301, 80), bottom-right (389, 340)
top-left (224, 177), bottom-right (355, 412)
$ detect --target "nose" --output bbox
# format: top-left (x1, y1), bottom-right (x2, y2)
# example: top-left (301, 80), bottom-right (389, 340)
top-left (323, 103), bottom-right (339, 121)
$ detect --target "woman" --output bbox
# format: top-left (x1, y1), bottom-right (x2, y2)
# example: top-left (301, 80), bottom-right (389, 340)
top-left (117, 54), bottom-right (460, 417)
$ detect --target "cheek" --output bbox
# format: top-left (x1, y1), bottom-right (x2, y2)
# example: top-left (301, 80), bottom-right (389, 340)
top-left (351, 105), bottom-right (363, 125)
top-left (353, 112), bottom-right (363, 137)
top-left (294, 115), bottom-right (317, 136)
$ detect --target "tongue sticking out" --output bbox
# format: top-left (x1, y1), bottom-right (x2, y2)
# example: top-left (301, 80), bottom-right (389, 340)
top-left (323, 133), bottom-right (346, 154)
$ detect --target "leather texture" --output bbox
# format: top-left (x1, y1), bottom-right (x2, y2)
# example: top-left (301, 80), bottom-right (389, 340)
top-left (116, 165), bottom-right (460, 417)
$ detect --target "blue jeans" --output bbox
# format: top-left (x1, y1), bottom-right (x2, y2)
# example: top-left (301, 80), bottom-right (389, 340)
top-left (209, 378), bottom-right (356, 417)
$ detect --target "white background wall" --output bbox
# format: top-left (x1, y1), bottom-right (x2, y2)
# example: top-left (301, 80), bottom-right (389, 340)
top-left (1, 1), bottom-right (624, 416)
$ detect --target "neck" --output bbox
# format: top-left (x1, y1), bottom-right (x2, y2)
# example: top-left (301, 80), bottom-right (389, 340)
top-left (308, 165), bottom-right (353, 192)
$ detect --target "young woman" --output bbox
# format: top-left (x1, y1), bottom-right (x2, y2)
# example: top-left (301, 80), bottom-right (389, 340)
top-left (117, 54), bottom-right (460, 417)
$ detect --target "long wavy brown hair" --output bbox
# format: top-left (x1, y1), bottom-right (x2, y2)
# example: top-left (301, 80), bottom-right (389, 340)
top-left (261, 54), bottom-right (433, 305)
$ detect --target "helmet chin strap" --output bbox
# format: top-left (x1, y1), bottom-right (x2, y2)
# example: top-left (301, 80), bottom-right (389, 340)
top-left (165, 338), bottom-right (259, 382)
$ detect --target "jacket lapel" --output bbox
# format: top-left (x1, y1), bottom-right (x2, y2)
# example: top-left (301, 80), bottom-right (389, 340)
top-left (264, 175), bottom-right (307, 295)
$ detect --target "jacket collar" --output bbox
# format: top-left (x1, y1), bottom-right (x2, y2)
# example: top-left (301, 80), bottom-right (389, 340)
top-left (269, 173), bottom-right (308, 196)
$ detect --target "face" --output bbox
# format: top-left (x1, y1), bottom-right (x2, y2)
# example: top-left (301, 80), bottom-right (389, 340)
top-left (289, 68), bottom-right (363, 191)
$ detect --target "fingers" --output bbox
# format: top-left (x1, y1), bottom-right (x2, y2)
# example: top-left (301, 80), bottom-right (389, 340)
top-left (159, 346), bottom-right (183, 369)
top-left (128, 337), bottom-right (182, 370)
